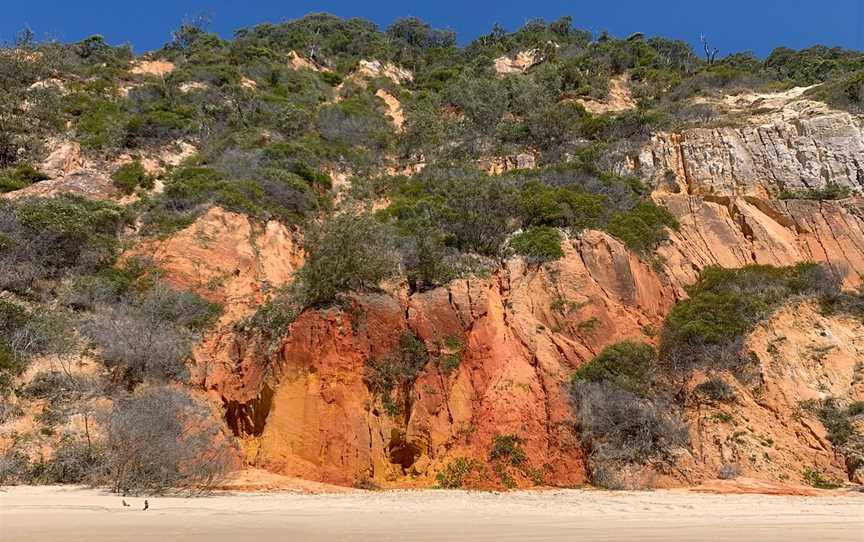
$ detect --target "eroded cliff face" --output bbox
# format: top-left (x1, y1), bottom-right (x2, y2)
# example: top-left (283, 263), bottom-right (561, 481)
top-left (155, 91), bottom-right (864, 489)
top-left (192, 232), bottom-right (672, 487)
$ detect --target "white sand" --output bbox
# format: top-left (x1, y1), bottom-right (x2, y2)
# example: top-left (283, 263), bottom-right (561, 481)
top-left (1, 485), bottom-right (862, 542)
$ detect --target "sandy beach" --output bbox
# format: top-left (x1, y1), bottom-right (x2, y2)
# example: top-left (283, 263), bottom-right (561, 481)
top-left (1, 485), bottom-right (862, 542)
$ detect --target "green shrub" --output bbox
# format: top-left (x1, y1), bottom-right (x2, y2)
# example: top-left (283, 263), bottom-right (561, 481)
top-left (69, 95), bottom-right (127, 150)
top-left (365, 330), bottom-right (428, 396)
top-left (814, 70), bottom-right (864, 112)
top-left (0, 339), bottom-right (22, 396)
top-left (12, 194), bottom-right (124, 273)
top-left (489, 434), bottom-right (527, 467)
top-left (572, 341), bottom-right (656, 396)
top-left (293, 212), bottom-right (400, 306)
top-left (607, 201), bottom-right (678, 254)
top-left (801, 397), bottom-right (861, 446)
top-left (0, 164), bottom-right (48, 193)
top-left (365, 330), bottom-right (428, 417)
top-left (247, 293), bottom-right (299, 340)
top-left (802, 467), bottom-right (842, 489)
top-left (111, 160), bottom-right (154, 195)
top-left (320, 71), bottom-right (343, 86)
top-left (510, 226), bottom-right (564, 262)
top-left (664, 264), bottom-right (833, 346)
top-left (518, 181), bottom-right (605, 231)
top-left (143, 163), bottom-right (316, 234)
top-left (435, 457), bottom-right (483, 489)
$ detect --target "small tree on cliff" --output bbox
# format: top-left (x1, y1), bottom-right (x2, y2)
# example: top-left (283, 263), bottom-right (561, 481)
top-left (364, 330), bottom-right (428, 421)
top-left (292, 211), bottom-right (401, 306)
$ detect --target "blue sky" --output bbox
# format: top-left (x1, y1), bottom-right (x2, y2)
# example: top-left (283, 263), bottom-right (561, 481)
top-left (2, 0), bottom-right (862, 56)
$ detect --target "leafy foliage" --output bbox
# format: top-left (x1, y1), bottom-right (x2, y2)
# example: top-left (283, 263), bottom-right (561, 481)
top-left (660, 264), bottom-right (837, 374)
top-left (111, 160), bottom-right (154, 195)
top-left (0, 164), bottom-right (48, 193)
top-left (510, 226), bottom-right (564, 262)
top-left (293, 212), bottom-right (400, 306)
top-left (572, 341), bottom-right (656, 396)
top-left (365, 330), bottom-right (428, 416)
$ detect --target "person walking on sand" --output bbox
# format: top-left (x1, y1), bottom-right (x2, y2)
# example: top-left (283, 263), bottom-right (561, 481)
top-left (143, 500), bottom-right (149, 511)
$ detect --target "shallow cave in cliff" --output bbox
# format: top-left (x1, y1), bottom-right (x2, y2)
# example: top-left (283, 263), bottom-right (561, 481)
top-left (223, 384), bottom-right (274, 437)
top-left (388, 430), bottom-right (421, 471)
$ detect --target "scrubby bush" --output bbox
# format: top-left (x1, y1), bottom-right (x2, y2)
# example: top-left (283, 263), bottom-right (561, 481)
top-left (82, 303), bottom-right (192, 386)
top-left (802, 467), bottom-right (842, 489)
top-left (693, 377), bottom-right (736, 403)
top-left (435, 457), bottom-right (484, 489)
top-left (111, 160), bottom-right (154, 195)
top-left (812, 70), bottom-right (864, 113)
top-left (365, 330), bottom-right (428, 416)
top-left (63, 258), bottom-right (152, 311)
top-left (510, 226), bottom-right (564, 262)
top-left (660, 264), bottom-right (838, 375)
top-left (0, 164), bottom-right (48, 193)
top-left (0, 195), bottom-right (125, 292)
top-left (800, 397), bottom-right (862, 446)
top-left (142, 163), bottom-right (317, 235)
top-left (572, 341), bottom-right (656, 396)
top-left (517, 181), bottom-right (605, 231)
top-left (293, 212), bottom-right (400, 306)
top-left (718, 463), bottom-right (742, 480)
top-left (570, 380), bottom-right (688, 485)
top-left (105, 386), bottom-right (234, 495)
top-left (489, 434), bottom-right (527, 467)
top-left (607, 201), bottom-right (678, 254)
top-left (0, 300), bottom-right (74, 395)
top-left (36, 436), bottom-right (104, 484)
top-left (487, 434), bottom-right (530, 488)
top-left (778, 182), bottom-right (852, 201)
top-left (80, 282), bottom-right (220, 387)
top-left (245, 291), bottom-right (299, 342)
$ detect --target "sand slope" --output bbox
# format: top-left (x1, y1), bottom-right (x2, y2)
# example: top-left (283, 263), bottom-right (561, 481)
top-left (1, 485), bottom-right (862, 542)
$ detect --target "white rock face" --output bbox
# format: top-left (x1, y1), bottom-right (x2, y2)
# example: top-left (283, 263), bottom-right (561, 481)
top-left (629, 99), bottom-right (864, 196)
top-left (40, 141), bottom-right (83, 178)
top-left (494, 49), bottom-right (543, 74)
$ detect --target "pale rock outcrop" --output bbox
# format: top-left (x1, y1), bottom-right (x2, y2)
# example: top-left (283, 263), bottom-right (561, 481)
top-left (28, 78), bottom-right (67, 94)
top-left (355, 60), bottom-right (413, 85)
top-left (129, 59), bottom-right (175, 77)
top-left (375, 88), bottom-right (404, 130)
top-left (480, 153), bottom-right (537, 175)
top-left (179, 81), bottom-right (210, 93)
top-left (629, 98), bottom-right (864, 196)
top-left (40, 141), bottom-right (83, 178)
top-left (494, 49), bottom-right (543, 74)
top-left (577, 73), bottom-right (636, 115)
top-left (3, 169), bottom-right (116, 200)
